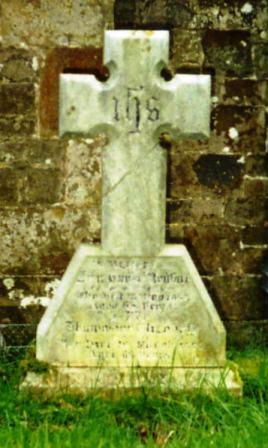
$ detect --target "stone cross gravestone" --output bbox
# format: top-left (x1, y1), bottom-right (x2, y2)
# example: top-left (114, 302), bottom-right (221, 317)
top-left (30, 31), bottom-right (241, 393)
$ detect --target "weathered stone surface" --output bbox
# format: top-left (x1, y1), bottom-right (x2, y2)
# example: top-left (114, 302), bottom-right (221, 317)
top-left (23, 365), bottom-right (242, 395)
top-left (38, 244), bottom-right (226, 370)
top-left (0, 83), bottom-right (35, 115)
top-left (212, 106), bottom-right (266, 154)
top-left (32, 31), bottom-right (240, 393)
top-left (183, 225), bottom-right (241, 275)
top-left (242, 226), bottom-right (268, 246)
top-left (0, 116), bottom-right (36, 137)
top-left (134, 0), bottom-right (194, 29)
top-left (225, 320), bottom-right (268, 348)
top-left (0, 139), bottom-right (65, 167)
top-left (243, 177), bottom-right (268, 198)
top-left (114, 0), bottom-right (136, 29)
top-left (0, 50), bottom-right (36, 82)
top-left (245, 155), bottom-right (268, 176)
top-left (1, 0), bottom-right (111, 48)
top-left (195, 0), bottom-right (268, 30)
top-left (0, 207), bottom-right (100, 275)
top-left (225, 193), bottom-right (267, 226)
top-left (0, 169), bottom-right (18, 204)
top-left (115, 0), bottom-right (267, 31)
top-left (211, 275), bottom-right (266, 320)
top-left (39, 47), bottom-right (107, 136)
top-left (253, 43), bottom-right (268, 79)
top-left (59, 31), bottom-right (210, 257)
top-left (0, 0), bottom-right (266, 348)
top-left (193, 155), bottom-right (244, 190)
top-left (19, 168), bottom-right (64, 205)
top-left (167, 199), bottom-right (225, 226)
top-left (215, 78), bottom-right (266, 106)
top-left (171, 30), bottom-right (204, 68)
top-left (203, 31), bottom-right (252, 77)
top-left (65, 138), bottom-right (102, 207)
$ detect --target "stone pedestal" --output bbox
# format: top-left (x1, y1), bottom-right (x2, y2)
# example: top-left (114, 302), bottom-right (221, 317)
top-left (23, 244), bottom-right (242, 395)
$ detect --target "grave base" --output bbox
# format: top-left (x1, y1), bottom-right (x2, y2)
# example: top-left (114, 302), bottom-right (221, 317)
top-left (22, 364), bottom-right (242, 396)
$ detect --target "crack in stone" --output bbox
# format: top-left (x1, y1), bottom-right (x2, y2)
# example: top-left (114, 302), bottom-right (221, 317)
top-left (103, 140), bottom-right (161, 198)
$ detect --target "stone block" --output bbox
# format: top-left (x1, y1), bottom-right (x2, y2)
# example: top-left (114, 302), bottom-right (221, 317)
top-left (217, 78), bottom-right (266, 106)
top-left (1, 0), bottom-right (108, 48)
top-left (253, 43), bottom-right (268, 79)
top-left (167, 198), bottom-right (225, 226)
top-left (0, 49), bottom-right (36, 83)
top-left (183, 225), bottom-right (242, 275)
top-left (245, 155), bottom-right (268, 176)
top-left (0, 169), bottom-right (18, 204)
top-left (132, 0), bottom-right (194, 29)
top-left (212, 106), bottom-right (266, 154)
top-left (171, 30), bottom-right (204, 68)
top-left (193, 154), bottom-right (244, 191)
top-left (196, 0), bottom-right (267, 31)
top-left (243, 177), bottom-right (268, 198)
top-left (238, 247), bottom-right (266, 274)
top-left (225, 194), bottom-right (267, 226)
top-left (168, 152), bottom-right (200, 198)
top-left (65, 138), bottom-right (102, 207)
top-left (202, 30), bottom-right (252, 77)
top-left (211, 275), bottom-right (266, 320)
top-left (39, 47), bottom-right (107, 136)
top-left (0, 207), bottom-right (100, 275)
top-left (0, 139), bottom-right (66, 168)
top-left (0, 83), bottom-right (35, 115)
top-left (115, 0), bottom-right (267, 31)
top-left (114, 0), bottom-right (136, 29)
top-left (19, 168), bottom-right (64, 205)
top-left (242, 226), bottom-right (268, 246)
top-left (225, 320), bottom-right (268, 348)
top-left (33, 244), bottom-right (236, 394)
top-left (0, 116), bottom-right (36, 137)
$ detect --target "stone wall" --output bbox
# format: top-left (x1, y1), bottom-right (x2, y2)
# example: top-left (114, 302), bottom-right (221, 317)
top-left (0, 0), bottom-right (267, 346)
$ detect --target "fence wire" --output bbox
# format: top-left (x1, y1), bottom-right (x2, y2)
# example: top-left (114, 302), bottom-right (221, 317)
top-left (0, 323), bottom-right (37, 360)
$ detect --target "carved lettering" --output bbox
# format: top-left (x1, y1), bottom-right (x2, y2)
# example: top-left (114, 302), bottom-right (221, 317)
top-left (112, 87), bottom-right (160, 133)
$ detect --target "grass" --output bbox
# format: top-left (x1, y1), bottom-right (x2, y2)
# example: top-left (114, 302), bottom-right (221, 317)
top-left (0, 347), bottom-right (268, 447)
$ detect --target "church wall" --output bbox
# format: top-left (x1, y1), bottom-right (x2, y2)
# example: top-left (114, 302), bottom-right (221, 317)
top-left (0, 0), bottom-right (267, 346)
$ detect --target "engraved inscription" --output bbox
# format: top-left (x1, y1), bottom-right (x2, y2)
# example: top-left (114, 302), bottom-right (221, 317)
top-left (112, 87), bottom-right (160, 133)
top-left (59, 257), bottom-right (201, 367)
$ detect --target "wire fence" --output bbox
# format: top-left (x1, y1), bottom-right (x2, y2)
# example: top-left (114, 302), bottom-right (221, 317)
top-left (0, 323), bottom-right (37, 360)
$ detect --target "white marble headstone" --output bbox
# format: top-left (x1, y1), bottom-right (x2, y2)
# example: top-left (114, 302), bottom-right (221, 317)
top-left (28, 31), bottom-right (241, 394)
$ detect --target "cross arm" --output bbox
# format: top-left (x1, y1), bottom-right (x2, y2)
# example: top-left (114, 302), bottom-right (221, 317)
top-left (59, 74), bottom-right (113, 137)
top-left (160, 74), bottom-right (211, 140)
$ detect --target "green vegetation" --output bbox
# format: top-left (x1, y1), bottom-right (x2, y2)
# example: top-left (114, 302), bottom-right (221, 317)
top-left (0, 347), bottom-right (268, 448)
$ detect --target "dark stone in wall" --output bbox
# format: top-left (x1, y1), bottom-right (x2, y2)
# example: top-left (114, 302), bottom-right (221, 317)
top-left (0, 169), bottom-right (18, 204)
top-left (165, 1), bottom-right (194, 28)
top-left (203, 30), bottom-right (252, 76)
top-left (0, 139), bottom-right (65, 167)
top-left (242, 227), bottom-right (268, 246)
top-left (193, 155), bottom-right (243, 189)
top-left (114, 0), bottom-right (136, 28)
top-left (0, 83), bottom-right (35, 115)
top-left (212, 105), bottom-right (266, 154)
top-left (114, 0), bottom-right (194, 29)
top-left (225, 320), bottom-right (268, 349)
top-left (210, 275), bottom-right (267, 320)
top-left (223, 79), bottom-right (265, 106)
top-left (225, 196), bottom-right (268, 226)
top-left (0, 116), bottom-right (36, 137)
top-left (20, 169), bottom-right (64, 205)
top-left (253, 43), bottom-right (268, 80)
